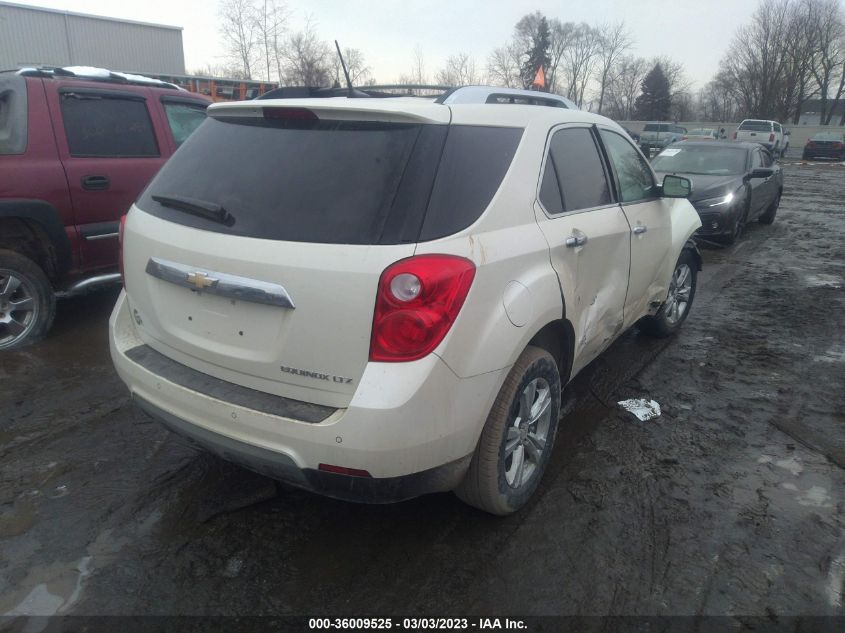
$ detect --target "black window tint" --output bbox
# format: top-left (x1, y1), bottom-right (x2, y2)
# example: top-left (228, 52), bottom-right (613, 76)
top-left (0, 75), bottom-right (27, 155)
top-left (61, 93), bottom-right (159, 157)
top-left (420, 126), bottom-right (523, 240)
top-left (544, 127), bottom-right (611, 212)
top-left (163, 102), bottom-right (207, 147)
top-left (539, 158), bottom-right (564, 214)
top-left (600, 130), bottom-right (655, 203)
top-left (760, 150), bottom-right (773, 167)
top-left (751, 150), bottom-right (763, 168)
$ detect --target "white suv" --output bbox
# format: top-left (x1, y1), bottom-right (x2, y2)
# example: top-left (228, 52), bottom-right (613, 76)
top-left (110, 87), bottom-right (702, 515)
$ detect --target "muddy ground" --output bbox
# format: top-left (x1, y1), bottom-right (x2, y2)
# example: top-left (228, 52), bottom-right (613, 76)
top-left (1, 162), bottom-right (843, 621)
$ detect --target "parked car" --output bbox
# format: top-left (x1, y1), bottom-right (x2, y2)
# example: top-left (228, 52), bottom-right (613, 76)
top-left (802, 132), bottom-right (845, 161)
top-left (0, 67), bottom-right (209, 350)
top-left (683, 128), bottom-right (718, 141)
top-left (621, 126), bottom-right (640, 143)
top-left (111, 87), bottom-right (702, 515)
top-left (733, 119), bottom-right (787, 156)
top-left (652, 141), bottom-right (783, 244)
top-left (639, 122), bottom-right (687, 154)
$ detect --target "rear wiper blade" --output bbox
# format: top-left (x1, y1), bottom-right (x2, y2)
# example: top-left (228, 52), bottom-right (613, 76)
top-left (151, 194), bottom-right (234, 226)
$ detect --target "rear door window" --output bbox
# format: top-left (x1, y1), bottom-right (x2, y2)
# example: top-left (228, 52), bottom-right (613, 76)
top-left (539, 127), bottom-right (612, 214)
top-left (60, 91), bottom-right (159, 157)
top-left (162, 101), bottom-right (207, 147)
top-left (138, 116), bottom-right (523, 245)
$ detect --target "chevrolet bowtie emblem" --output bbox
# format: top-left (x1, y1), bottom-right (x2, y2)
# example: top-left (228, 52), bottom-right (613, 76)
top-left (186, 271), bottom-right (216, 290)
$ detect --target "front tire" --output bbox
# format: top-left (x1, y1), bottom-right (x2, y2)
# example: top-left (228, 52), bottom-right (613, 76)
top-left (455, 345), bottom-right (561, 515)
top-left (758, 191), bottom-right (780, 225)
top-left (639, 249), bottom-right (698, 338)
top-left (0, 249), bottom-right (56, 350)
top-left (721, 193), bottom-right (750, 245)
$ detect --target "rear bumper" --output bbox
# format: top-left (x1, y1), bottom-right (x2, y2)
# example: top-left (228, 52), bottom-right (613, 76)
top-left (110, 291), bottom-right (505, 501)
top-left (134, 395), bottom-right (471, 503)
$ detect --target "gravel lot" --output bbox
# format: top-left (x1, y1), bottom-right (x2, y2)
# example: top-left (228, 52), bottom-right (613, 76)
top-left (1, 161), bottom-right (843, 619)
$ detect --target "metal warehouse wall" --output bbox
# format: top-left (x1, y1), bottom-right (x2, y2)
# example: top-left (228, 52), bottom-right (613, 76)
top-left (0, 1), bottom-right (185, 74)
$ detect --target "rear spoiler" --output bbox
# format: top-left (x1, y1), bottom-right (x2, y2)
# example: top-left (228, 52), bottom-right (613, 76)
top-left (208, 100), bottom-right (452, 125)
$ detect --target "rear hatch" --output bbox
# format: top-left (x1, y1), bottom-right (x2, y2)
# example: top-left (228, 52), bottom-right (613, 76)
top-left (122, 99), bottom-right (522, 409)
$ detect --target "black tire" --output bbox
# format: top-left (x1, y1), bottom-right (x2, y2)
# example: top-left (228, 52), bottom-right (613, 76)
top-left (0, 249), bottom-right (55, 351)
top-left (758, 191), bottom-right (780, 225)
top-left (455, 345), bottom-right (561, 515)
top-left (639, 249), bottom-right (698, 338)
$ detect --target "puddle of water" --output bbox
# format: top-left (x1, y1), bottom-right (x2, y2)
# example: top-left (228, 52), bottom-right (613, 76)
top-left (1, 556), bottom-right (91, 617)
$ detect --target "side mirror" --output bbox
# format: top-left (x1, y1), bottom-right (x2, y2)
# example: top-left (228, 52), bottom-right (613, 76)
top-left (747, 168), bottom-right (774, 180)
top-left (662, 174), bottom-right (692, 198)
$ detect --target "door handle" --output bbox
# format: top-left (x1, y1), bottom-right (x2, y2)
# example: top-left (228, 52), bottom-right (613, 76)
top-left (565, 234), bottom-right (588, 248)
top-left (81, 175), bottom-right (110, 191)
top-left (632, 224), bottom-right (648, 235)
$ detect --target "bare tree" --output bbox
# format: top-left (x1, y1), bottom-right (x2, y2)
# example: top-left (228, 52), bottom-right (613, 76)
top-left (806, 0), bottom-right (845, 124)
top-left (218, 0), bottom-right (259, 79)
top-left (333, 47), bottom-right (372, 86)
top-left (559, 23), bottom-right (600, 107)
top-left (594, 22), bottom-right (632, 114)
top-left (254, 0), bottom-right (288, 82)
top-left (281, 20), bottom-right (332, 86)
top-left (602, 55), bottom-right (648, 120)
top-left (436, 53), bottom-right (481, 86)
top-left (487, 44), bottom-right (522, 87)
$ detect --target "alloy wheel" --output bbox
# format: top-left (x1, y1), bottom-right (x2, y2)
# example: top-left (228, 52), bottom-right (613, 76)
top-left (0, 270), bottom-right (39, 349)
top-left (663, 263), bottom-right (692, 325)
top-left (504, 377), bottom-right (553, 489)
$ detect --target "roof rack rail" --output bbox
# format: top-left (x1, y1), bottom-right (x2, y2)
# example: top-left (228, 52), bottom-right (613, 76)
top-left (15, 66), bottom-right (182, 90)
top-left (436, 86), bottom-right (577, 109)
top-left (256, 83), bottom-right (578, 109)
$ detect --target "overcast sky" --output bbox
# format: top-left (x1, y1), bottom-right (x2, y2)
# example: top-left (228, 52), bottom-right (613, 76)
top-left (22, 0), bottom-right (760, 88)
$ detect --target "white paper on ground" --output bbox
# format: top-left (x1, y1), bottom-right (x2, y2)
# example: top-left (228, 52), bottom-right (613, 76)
top-left (618, 398), bottom-right (662, 421)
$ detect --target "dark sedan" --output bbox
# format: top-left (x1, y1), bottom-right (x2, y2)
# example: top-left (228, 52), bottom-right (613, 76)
top-left (802, 132), bottom-right (845, 161)
top-left (653, 141), bottom-right (783, 244)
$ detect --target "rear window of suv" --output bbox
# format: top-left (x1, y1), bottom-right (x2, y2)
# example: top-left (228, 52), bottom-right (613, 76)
top-left (0, 75), bottom-right (27, 155)
top-left (643, 124), bottom-right (668, 132)
top-left (138, 115), bottom-right (523, 245)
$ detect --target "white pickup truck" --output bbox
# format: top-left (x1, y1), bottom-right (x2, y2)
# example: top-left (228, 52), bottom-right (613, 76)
top-left (734, 119), bottom-right (788, 157)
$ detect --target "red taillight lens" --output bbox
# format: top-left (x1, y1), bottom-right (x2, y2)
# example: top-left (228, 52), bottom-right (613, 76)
top-left (682, 135), bottom-right (688, 140)
top-left (733, 131), bottom-right (737, 139)
top-left (118, 214), bottom-right (127, 285)
top-left (769, 133), bottom-right (775, 142)
top-left (369, 255), bottom-right (476, 362)
top-left (833, 142), bottom-right (844, 149)
top-left (318, 464), bottom-right (371, 477)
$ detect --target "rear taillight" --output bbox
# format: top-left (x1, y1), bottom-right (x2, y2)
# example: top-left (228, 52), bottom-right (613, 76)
top-left (118, 214), bottom-right (127, 285)
top-left (833, 142), bottom-right (844, 149)
top-left (369, 255), bottom-right (476, 362)
top-left (682, 135), bottom-right (688, 140)
top-left (769, 133), bottom-right (775, 142)
top-left (733, 131), bottom-right (737, 139)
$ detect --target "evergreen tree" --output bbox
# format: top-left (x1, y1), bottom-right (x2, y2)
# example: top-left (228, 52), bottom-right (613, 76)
top-left (520, 16), bottom-right (551, 91)
top-left (634, 63), bottom-right (672, 120)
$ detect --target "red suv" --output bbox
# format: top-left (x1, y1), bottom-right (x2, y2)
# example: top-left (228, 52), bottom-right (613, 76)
top-left (0, 67), bottom-right (209, 349)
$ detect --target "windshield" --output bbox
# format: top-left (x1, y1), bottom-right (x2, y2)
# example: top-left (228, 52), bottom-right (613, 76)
top-left (739, 120), bottom-right (772, 132)
top-left (652, 146), bottom-right (748, 175)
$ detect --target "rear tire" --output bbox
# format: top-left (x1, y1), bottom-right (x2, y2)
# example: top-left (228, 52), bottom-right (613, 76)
top-left (758, 191), bottom-right (780, 225)
top-left (455, 345), bottom-right (561, 515)
top-left (639, 249), bottom-right (698, 338)
top-left (0, 249), bottom-right (55, 350)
